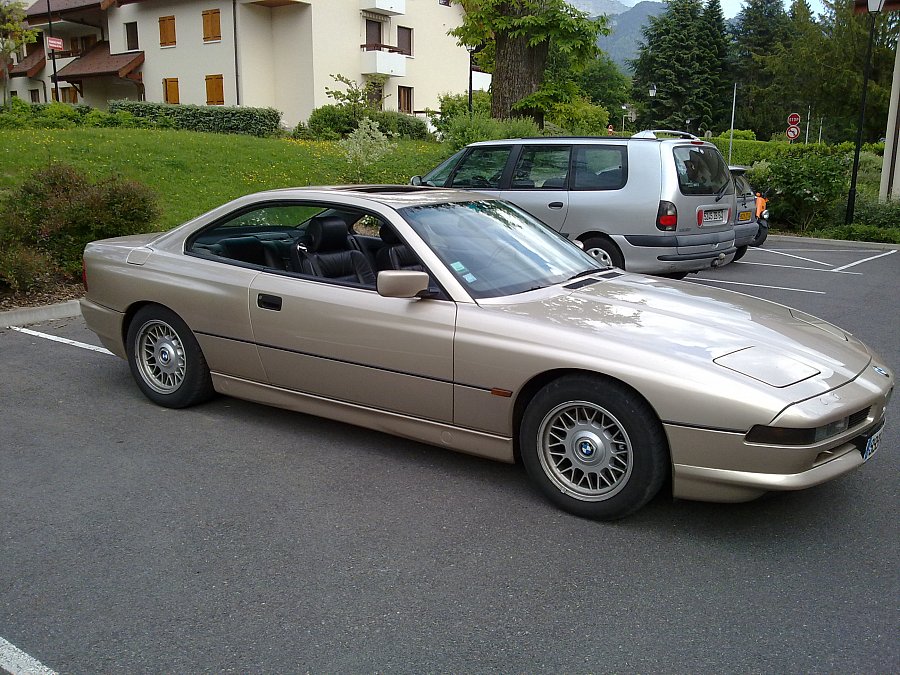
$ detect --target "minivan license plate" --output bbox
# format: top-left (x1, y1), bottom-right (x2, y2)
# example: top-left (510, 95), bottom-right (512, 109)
top-left (702, 209), bottom-right (724, 224)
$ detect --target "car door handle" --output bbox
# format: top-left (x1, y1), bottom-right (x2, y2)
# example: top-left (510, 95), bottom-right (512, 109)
top-left (548, 202), bottom-right (564, 209)
top-left (257, 293), bottom-right (282, 311)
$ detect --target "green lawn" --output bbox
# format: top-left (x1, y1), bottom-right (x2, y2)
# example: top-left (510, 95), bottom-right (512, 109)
top-left (0, 128), bottom-right (452, 229)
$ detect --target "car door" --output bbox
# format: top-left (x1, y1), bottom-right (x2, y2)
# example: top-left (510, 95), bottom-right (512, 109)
top-left (248, 271), bottom-right (457, 423)
top-left (500, 144), bottom-right (570, 230)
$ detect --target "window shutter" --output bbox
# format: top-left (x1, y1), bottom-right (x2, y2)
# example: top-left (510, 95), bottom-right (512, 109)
top-left (203, 9), bottom-right (221, 42)
top-left (163, 78), bottom-right (179, 104)
top-left (206, 74), bottom-right (224, 105)
top-left (159, 16), bottom-right (176, 47)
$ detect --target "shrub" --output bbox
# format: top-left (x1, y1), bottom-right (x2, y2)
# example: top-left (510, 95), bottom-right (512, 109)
top-left (0, 243), bottom-right (57, 292)
top-left (371, 110), bottom-right (429, 140)
top-left (443, 114), bottom-right (539, 151)
top-left (546, 97), bottom-right (609, 136)
top-left (0, 163), bottom-right (161, 280)
top-left (755, 150), bottom-right (850, 232)
top-left (306, 104), bottom-right (358, 139)
top-left (808, 223), bottom-right (900, 244)
top-left (716, 128), bottom-right (756, 141)
top-left (427, 90), bottom-right (492, 135)
top-left (337, 117), bottom-right (397, 183)
top-left (108, 100), bottom-right (281, 136)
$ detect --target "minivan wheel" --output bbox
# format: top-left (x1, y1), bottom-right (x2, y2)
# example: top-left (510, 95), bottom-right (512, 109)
top-left (751, 225), bottom-right (768, 247)
top-left (733, 245), bottom-right (748, 262)
top-left (582, 237), bottom-right (624, 269)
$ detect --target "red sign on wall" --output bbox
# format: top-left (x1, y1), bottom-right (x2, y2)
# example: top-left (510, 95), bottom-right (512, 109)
top-left (47, 36), bottom-right (64, 51)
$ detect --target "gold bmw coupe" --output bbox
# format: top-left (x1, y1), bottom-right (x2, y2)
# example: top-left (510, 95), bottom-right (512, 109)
top-left (81, 186), bottom-right (893, 519)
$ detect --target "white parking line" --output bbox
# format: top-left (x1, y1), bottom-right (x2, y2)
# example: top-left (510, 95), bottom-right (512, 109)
top-left (0, 636), bottom-right (57, 675)
top-left (736, 261), bottom-right (862, 274)
top-left (689, 278), bottom-right (826, 294)
top-left (9, 326), bottom-right (113, 355)
top-left (831, 249), bottom-right (897, 272)
top-left (757, 249), bottom-right (833, 266)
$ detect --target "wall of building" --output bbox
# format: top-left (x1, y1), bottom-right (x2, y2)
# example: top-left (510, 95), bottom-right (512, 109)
top-left (879, 33), bottom-right (900, 201)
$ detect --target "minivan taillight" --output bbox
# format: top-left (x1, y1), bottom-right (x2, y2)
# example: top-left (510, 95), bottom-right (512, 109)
top-left (656, 201), bottom-right (677, 231)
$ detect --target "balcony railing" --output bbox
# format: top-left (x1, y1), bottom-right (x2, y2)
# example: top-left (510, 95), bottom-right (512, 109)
top-left (360, 44), bottom-right (407, 76)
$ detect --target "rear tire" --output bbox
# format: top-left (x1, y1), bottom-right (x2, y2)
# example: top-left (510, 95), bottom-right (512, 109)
top-left (751, 223), bottom-right (768, 247)
top-left (582, 237), bottom-right (624, 269)
top-left (733, 245), bottom-right (748, 262)
top-left (126, 305), bottom-right (215, 408)
top-left (520, 375), bottom-right (668, 520)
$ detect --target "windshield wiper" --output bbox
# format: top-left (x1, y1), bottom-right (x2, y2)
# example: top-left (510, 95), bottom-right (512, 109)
top-left (567, 268), bottom-right (601, 281)
top-left (714, 180), bottom-right (731, 203)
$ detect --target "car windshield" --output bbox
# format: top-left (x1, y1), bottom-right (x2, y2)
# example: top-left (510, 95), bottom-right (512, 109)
top-left (399, 200), bottom-right (605, 299)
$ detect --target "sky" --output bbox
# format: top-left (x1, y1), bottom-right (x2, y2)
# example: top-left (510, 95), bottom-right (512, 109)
top-left (615, 0), bottom-right (828, 19)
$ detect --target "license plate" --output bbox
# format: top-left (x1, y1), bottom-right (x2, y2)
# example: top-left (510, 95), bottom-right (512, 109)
top-left (702, 209), bottom-right (724, 224)
top-left (863, 425), bottom-right (883, 462)
top-left (739, 211), bottom-right (752, 221)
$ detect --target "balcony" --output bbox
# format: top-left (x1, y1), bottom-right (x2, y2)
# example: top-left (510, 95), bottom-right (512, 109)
top-left (359, 0), bottom-right (405, 16)
top-left (360, 44), bottom-right (406, 77)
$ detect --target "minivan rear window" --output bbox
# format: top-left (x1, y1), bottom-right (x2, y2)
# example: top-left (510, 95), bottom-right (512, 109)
top-left (673, 146), bottom-right (733, 196)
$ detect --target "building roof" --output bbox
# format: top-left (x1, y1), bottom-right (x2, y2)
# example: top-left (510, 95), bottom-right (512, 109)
top-left (9, 49), bottom-right (46, 79)
top-left (854, 0), bottom-right (900, 12)
top-left (25, 0), bottom-right (101, 17)
top-left (55, 41), bottom-right (144, 81)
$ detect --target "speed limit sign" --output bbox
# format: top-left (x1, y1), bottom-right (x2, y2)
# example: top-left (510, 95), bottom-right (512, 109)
top-left (788, 112), bottom-right (801, 126)
top-left (786, 124), bottom-right (801, 140)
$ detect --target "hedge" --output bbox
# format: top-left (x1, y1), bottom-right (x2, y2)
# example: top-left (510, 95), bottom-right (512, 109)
top-left (108, 100), bottom-right (281, 137)
top-left (711, 136), bottom-right (885, 167)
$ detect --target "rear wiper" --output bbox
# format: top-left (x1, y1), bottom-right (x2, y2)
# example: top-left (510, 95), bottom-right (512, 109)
top-left (714, 180), bottom-right (731, 202)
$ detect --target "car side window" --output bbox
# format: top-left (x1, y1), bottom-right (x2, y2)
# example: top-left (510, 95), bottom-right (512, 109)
top-left (571, 146), bottom-right (627, 191)
top-left (189, 203), bottom-right (320, 270)
top-left (448, 147), bottom-right (512, 189)
top-left (510, 146), bottom-right (570, 189)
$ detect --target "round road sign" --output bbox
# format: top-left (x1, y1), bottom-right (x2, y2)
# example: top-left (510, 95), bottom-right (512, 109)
top-left (788, 112), bottom-right (801, 126)
top-left (786, 124), bottom-right (801, 140)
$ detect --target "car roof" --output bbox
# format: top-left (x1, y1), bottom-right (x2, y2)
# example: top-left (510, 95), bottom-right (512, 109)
top-left (248, 185), bottom-right (489, 209)
top-left (464, 131), bottom-right (713, 147)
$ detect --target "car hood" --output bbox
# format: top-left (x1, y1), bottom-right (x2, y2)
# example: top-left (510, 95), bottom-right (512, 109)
top-left (483, 272), bottom-right (872, 393)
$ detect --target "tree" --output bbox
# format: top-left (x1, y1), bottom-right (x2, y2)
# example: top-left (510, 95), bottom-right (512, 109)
top-left (631, 0), bottom-right (727, 134)
top-left (698, 0), bottom-right (732, 132)
top-left (450, 0), bottom-right (605, 124)
top-left (732, 0), bottom-right (791, 138)
top-left (0, 0), bottom-right (37, 106)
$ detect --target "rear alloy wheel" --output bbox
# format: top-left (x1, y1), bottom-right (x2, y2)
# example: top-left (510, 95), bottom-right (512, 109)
top-left (581, 237), bottom-right (624, 269)
top-left (733, 245), bottom-right (748, 262)
top-left (126, 305), bottom-right (214, 408)
top-left (520, 375), bottom-right (668, 520)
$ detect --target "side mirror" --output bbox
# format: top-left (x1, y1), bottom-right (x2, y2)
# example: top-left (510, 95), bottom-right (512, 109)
top-left (377, 270), bottom-right (430, 298)
top-left (410, 175), bottom-right (423, 186)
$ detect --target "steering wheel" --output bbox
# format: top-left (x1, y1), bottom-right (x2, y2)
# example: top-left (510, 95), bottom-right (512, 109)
top-left (469, 175), bottom-right (490, 188)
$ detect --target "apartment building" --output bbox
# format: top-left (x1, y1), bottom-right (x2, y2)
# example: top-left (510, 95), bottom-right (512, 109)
top-left (8, 0), bottom-right (485, 127)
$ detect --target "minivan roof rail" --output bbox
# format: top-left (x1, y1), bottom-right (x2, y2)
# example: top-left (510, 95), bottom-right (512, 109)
top-left (632, 130), bottom-right (700, 140)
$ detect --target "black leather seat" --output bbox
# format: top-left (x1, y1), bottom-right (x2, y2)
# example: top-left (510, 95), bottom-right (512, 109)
top-left (219, 236), bottom-right (283, 268)
top-left (300, 215), bottom-right (376, 285)
top-left (375, 225), bottom-right (424, 272)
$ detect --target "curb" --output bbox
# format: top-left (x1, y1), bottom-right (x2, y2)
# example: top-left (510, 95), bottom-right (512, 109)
top-left (765, 234), bottom-right (900, 251)
top-left (0, 299), bottom-right (83, 328)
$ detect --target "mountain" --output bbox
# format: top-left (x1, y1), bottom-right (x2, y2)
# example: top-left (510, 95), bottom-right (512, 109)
top-left (595, 1), bottom-right (667, 73)
top-left (569, 0), bottom-right (632, 15)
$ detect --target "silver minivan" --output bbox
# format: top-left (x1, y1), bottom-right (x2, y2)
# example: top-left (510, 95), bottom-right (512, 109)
top-left (412, 131), bottom-right (737, 276)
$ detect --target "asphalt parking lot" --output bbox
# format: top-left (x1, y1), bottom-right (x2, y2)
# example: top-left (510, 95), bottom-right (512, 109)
top-left (1, 236), bottom-right (898, 673)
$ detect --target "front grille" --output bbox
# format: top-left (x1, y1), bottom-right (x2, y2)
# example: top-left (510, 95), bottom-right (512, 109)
top-left (848, 407), bottom-right (871, 429)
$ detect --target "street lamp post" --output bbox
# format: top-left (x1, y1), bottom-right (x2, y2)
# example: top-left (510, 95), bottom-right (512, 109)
top-left (467, 43), bottom-right (486, 114)
top-left (648, 84), bottom-right (656, 128)
top-left (621, 104), bottom-right (627, 133)
top-left (846, 0), bottom-right (887, 225)
top-left (46, 0), bottom-right (60, 102)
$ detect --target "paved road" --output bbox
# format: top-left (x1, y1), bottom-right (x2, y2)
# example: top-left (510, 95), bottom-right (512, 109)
top-left (1, 237), bottom-right (897, 673)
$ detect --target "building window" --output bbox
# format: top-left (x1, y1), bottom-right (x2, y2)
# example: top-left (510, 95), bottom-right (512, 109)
top-left (397, 26), bottom-right (412, 55)
top-left (159, 15), bottom-right (176, 47)
top-left (205, 74), bottom-right (224, 105)
top-left (365, 19), bottom-right (381, 48)
top-left (79, 34), bottom-right (97, 53)
top-left (125, 22), bottom-right (139, 50)
top-left (202, 9), bottom-right (221, 42)
top-left (398, 86), bottom-right (413, 113)
top-left (163, 77), bottom-right (180, 104)
top-left (10, 90), bottom-right (17, 98)
top-left (30, 89), bottom-right (40, 103)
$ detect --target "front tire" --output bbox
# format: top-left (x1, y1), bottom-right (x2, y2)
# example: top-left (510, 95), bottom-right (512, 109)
top-left (126, 305), bottom-right (215, 408)
top-left (520, 375), bottom-right (668, 520)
